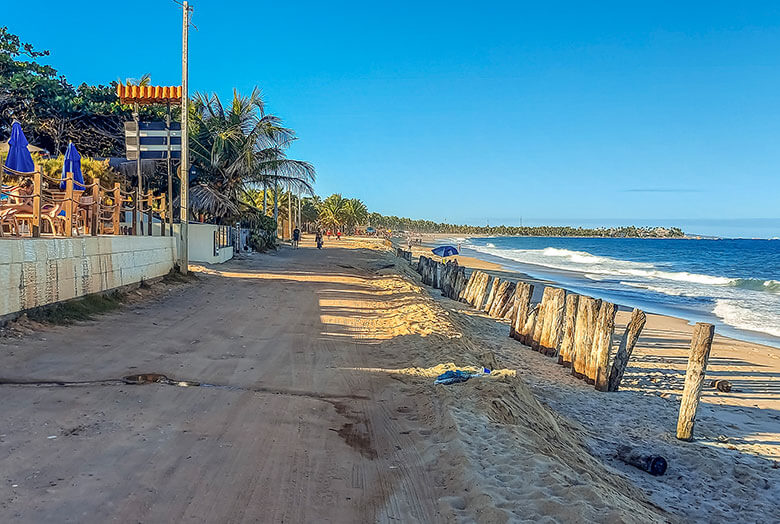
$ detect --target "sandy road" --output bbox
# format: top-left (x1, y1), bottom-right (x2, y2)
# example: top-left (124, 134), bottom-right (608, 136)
top-left (0, 241), bottom-right (443, 523)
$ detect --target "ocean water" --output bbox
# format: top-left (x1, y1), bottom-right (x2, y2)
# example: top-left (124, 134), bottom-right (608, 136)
top-left (454, 237), bottom-right (780, 348)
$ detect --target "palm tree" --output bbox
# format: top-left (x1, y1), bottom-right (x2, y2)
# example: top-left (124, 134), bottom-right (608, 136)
top-left (318, 193), bottom-right (347, 230)
top-left (122, 73), bottom-right (152, 86)
top-left (187, 88), bottom-right (315, 226)
top-left (342, 198), bottom-right (368, 234)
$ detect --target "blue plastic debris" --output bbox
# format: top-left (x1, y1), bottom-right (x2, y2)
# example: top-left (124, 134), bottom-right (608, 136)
top-left (434, 369), bottom-right (490, 385)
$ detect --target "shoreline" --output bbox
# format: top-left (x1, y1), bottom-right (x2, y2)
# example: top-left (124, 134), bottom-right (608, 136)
top-left (347, 236), bottom-right (780, 518)
top-left (401, 234), bottom-right (779, 350)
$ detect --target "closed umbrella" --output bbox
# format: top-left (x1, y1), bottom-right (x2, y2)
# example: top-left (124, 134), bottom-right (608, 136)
top-left (3, 121), bottom-right (36, 175)
top-left (60, 142), bottom-right (85, 191)
top-left (432, 245), bottom-right (458, 257)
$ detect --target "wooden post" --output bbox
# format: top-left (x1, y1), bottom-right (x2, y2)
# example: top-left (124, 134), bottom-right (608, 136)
top-left (31, 171), bottom-right (41, 237)
top-left (462, 271), bottom-right (477, 302)
top-left (593, 301), bottom-right (618, 391)
top-left (474, 272), bottom-right (491, 309)
top-left (112, 183), bottom-right (121, 235)
top-left (147, 192), bottom-right (153, 235)
top-left (64, 172), bottom-right (74, 237)
top-left (571, 296), bottom-right (598, 379)
top-left (160, 194), bottom-right (167, 236)
top-left (540, 287), bottom-right (566, 356)
top-left (483, 277), bottom-right (500, 313)
top-left (499, 285), bottom-right (517, 319)
top-left (455, 267), bottom-right (467, 300)
top-left (511, 282), bottom-right (533, 340)
top-left (490, 281), bottom-right (512, 318)
top-left (558, 294), bottom-right (580, 366)
top-left (582, 299), bottom-right (602, 383)
top-left (522, 306), bottom-right (538, 346)
top-left (676, 323), bottom-right (715, 441)
top-left (132, 190), bottom-right (138, 235)
top-left (466, 271), bottom-right (481, 305)
top-left (607, 308), bottom-right (647, 392)
top-left (531, 288), bottom-right (553, 350)
top-left (90, 183), bottom-right (99, 236)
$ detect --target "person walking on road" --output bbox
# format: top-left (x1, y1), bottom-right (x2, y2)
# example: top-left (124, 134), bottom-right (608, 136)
top-left (315, 230), bottom-right (323, 249)
top-left (292, 227), bottom-right (301, 249)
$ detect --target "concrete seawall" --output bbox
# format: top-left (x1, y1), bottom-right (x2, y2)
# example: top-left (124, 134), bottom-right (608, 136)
top-left (0, 236), bottom-right (177, 318)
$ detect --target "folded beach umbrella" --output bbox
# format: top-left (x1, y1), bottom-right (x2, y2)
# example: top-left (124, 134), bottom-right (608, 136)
top-left (3, 121), bottom-right (36, 175)
top-left (60, 142), bottom-right (85, 190)
top-left (432, 245), bottom-right (458, 257)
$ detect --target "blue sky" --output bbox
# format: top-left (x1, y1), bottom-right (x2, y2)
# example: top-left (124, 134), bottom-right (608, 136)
top-left (6, 1), bottom-right (780, 236)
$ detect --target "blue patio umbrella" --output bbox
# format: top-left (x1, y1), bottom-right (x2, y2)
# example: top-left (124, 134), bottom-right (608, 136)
top-left (432, 245), bottom-right (458, 257)
top-left (3, 121), bottom-right (36, 175)
top-left (60, 142), bottom-right (85, 191)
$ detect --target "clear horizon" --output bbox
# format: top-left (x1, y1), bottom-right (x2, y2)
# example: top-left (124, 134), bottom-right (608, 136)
top-left (5, 1), bottom-right (780, 238)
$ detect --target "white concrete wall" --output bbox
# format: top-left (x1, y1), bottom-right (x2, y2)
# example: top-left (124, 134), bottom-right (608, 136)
top-left (186, 223), bottom-right (234, 264)
top-left (0, 236), bottom-right (177, 318)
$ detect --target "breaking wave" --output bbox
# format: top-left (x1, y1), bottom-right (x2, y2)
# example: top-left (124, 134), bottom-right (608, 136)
top-left (714, 299), bottom-right (780, 338)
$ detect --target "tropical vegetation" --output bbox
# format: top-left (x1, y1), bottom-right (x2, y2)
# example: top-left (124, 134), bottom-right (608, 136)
top-left (2, 27), bottom-right (316, 247)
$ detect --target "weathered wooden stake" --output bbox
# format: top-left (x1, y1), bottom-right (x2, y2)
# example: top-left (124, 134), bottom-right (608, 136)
top-left (558, 293), bottom-right (579, 366)
top-left (489, 280), bottom-right (511, 317)
top-left (499, 285), bottom-right (517, 319)
top-left (511, 282), bottom-right (534, 340)
top-left (593, 301), bottom-right (618, 391)
top-left (522, 306), bottom-right (538, 346)
top-left (676, 323), bottom-right (715, 441)
top-left (584, 299), bottom-right (603, 383)
top-left (571, 296), bottom-right (598, 379)
top-left (462, 271), bottom-right (476, 302)
top-left (607, 308), bottom-right (646, 391)
top-left (530, 288), bottom-right (552, 350)
top-left (539, 287), bottom-right (566, 356)
top-left (473, 272), bottom-right (491, 309)
top-left (483, 277), bottom-right (500, 313)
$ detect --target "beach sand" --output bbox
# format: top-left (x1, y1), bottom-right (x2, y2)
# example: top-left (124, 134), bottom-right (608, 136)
top-left (0, 236), bottom-right (776, 522)
top-left (322, 236), bottom-right (780, 519)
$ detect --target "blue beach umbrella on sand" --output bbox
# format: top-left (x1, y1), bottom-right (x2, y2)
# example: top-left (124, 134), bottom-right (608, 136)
top-left (60, 142), bottom-right (85, 191)
top-left (3, 122), bottom-right (36, 175)
top-left (432, 245), bottom-right (458, 257)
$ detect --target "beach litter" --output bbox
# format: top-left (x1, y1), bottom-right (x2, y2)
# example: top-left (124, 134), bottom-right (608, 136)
top-left (710, 380), bottom-right (732, 392)
top-left (434, 368), bottom-right (491, 385)
top-left (616, 446), bottom-right (668, 476)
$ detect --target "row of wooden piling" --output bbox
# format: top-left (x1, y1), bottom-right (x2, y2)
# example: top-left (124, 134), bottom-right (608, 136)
top-left (396, 248), bottom-right (412, 263)
top-left (511, 284), bottom-right (648, 392)
top-left (412, 254), bottom-right (647, 392)
top-left (408, 250), bottom-right (717, 440)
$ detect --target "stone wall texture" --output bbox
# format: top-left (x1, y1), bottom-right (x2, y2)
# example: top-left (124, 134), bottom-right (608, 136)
top-left (0, 236), bottom-right (177, 317)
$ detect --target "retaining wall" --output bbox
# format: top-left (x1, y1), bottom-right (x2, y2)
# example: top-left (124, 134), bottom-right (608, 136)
top-left (0, 236), bottom-right (177, 318)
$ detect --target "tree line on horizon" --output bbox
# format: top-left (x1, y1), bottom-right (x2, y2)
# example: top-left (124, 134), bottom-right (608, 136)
top-left (299, 194), bottom-right (685, 238)
top-left (368, 216), bottom-right (685, 238)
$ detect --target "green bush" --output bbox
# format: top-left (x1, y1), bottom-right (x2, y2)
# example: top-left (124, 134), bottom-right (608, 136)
top-left (247, 215), bottom-right (278, 252)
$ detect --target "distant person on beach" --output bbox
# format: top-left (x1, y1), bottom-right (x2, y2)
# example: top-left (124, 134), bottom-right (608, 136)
top-left (336, 230), bottom-right (342, 240)
top-left (315, 230), bottom-right (323, 249)
top-left (292, 227), bottom-right (300, 249)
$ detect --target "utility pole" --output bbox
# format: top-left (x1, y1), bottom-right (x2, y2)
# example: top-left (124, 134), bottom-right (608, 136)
top-left (287, 188), bottom-right (292, 239)
top-left (166, 101), bottom-right (173, 236)
top-left (179, 0), bottom-right (191, 274)
top-left (133, 103), bottom-right (140, 236)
